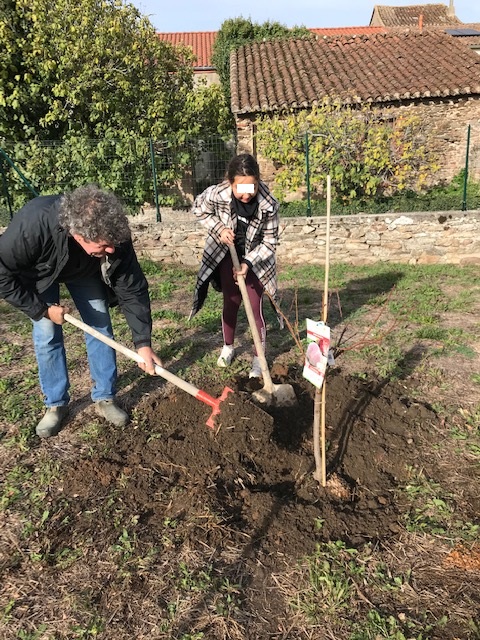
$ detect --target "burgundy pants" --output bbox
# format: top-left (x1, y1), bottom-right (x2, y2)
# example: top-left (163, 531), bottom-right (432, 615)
top-left (218, 253), bottom-right (265, 355)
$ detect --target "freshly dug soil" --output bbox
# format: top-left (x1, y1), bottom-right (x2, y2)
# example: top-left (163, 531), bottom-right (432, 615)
top-left (59, 368), bottom-right (430, 555)
top-left (5, 365), bottom-right (480, 639)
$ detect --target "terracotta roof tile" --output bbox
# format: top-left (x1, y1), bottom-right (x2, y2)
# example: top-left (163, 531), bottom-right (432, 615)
top-left (230, 30), bottom-right (480, 115)
top-left (157, 27), bottom-right (389, 71)
top-left (371, 3), bottom-right (462, 27)
top-left (156, 31), bottom-right (216, 69)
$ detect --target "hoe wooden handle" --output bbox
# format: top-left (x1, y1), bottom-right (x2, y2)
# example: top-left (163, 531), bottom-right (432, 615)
top-left (64, 313), bottom-right (234, 428)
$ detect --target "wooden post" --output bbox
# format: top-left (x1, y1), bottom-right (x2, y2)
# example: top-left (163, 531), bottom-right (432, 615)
top-left (313, 176), bottom-right (331, 487)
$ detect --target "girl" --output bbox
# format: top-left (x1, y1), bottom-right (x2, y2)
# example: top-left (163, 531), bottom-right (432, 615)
top-left (189, 153), bottom-right (280, 378)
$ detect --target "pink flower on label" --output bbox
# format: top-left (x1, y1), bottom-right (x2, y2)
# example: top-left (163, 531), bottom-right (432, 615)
top-left (306, 342), bottom-right (323, 368)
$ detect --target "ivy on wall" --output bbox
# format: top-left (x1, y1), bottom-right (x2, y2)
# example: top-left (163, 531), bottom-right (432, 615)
top-left (256, 100), bottom-right (440, 203)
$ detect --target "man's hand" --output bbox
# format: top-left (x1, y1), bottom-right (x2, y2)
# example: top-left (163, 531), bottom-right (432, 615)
top-left (45, 304), bottom-right (71, 325)
top-left (137, 346), bottom-right (163, 375)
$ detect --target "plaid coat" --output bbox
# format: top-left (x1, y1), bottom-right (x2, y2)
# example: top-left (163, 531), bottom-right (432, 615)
top-left (189, 179), bottom-right (280, 318)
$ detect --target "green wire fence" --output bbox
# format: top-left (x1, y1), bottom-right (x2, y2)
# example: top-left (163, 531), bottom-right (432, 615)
top-left (0, 134), bottom-right (235, 225)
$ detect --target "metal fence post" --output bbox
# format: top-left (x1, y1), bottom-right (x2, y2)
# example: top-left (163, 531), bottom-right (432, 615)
top-left (0, 160), bottom-right (14, 220)
top-left (149, 138), bottom-right (161, 222)
top-left (461, 124), bottom-right (471, 212)
top-left (0, 147), bottom-right (39, 198)
top-left (305, 132), bottom-right (311, 217)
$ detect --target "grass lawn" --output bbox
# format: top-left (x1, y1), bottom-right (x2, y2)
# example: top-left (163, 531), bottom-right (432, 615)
top-left (1, 260), bottom-right (479, 639)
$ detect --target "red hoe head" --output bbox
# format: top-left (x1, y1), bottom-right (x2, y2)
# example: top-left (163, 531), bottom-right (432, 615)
top-left (196, 386), bottom-right (234, 429)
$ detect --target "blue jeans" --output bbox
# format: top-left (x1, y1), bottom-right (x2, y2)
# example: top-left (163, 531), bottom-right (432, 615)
top-left (32, 277), bottom-right (117, 407)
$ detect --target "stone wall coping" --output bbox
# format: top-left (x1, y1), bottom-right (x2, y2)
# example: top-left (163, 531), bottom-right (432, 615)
top-left (129, 207), bottom-right (480, 229)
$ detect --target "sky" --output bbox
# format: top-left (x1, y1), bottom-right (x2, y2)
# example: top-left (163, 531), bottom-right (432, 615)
top-left (130, 0), bottom-right (480, 33)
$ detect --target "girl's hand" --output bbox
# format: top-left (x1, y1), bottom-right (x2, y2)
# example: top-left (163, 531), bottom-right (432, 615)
top-left (219, 228), bottom-right (235, 245)
top-left (233, 262), bottom-right (249, 282)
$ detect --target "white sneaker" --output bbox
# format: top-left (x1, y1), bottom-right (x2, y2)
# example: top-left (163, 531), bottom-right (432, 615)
top-left (249, 356), bottom-right (263, 379)
top-left (217, 344), bottom-right (235, 367)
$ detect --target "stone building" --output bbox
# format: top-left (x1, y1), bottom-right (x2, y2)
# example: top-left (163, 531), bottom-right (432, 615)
top-left (369, 1), bottom-right (461, 27)
top-left (230, 29), bottom-right (480, 192)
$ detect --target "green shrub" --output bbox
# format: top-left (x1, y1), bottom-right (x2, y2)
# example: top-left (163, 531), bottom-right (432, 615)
top-left (280, 174), bottom-right (480, 216)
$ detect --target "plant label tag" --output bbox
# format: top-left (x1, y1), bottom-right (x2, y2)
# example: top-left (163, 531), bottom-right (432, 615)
top-left (303, 319), bottom-right (330, 389)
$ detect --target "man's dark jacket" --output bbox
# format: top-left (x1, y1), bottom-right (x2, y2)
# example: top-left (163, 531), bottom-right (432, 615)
top-left (0, 195), bottom-right (152, 348)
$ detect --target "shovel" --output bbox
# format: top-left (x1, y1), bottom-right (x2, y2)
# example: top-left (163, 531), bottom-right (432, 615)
top-left (63, 313), bottom-right (233, 429)
top-left (228, 245), bottom-right (296, 407)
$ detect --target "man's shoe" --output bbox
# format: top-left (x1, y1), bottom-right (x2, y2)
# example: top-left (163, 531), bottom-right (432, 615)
top-left (36, 406), bottom-right (69, 438)
top-left (217, 344), bottom-right (235, 368)
top-left (95, 400), bottom-right (129, 427)
top-left (249, 356), bottom-right (263, 379)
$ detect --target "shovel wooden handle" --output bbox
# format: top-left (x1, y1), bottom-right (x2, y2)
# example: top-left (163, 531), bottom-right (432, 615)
top-left (228, 245), bottom-right (275, 394)
top-left (63, 313), bottom-right (233, 428)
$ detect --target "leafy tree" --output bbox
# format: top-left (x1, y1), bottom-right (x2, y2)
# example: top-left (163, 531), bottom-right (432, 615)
top-left (184, 82), bottom-right (233, 138)
top-left (0, 0), bottom-right (235, 210)
top-left (211, 17), bottom-right (311, 107)
top-left (256, 100), bottom-right (440, 203)
top-left (0, 0), bottom-right (196, 141)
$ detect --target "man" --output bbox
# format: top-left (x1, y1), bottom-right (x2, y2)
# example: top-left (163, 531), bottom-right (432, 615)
top-left (0, 184), bottom-right (162, 438)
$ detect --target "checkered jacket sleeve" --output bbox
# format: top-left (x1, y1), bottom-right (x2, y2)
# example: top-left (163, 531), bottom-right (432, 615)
top-left (191, 181), bottom-right (233, 240)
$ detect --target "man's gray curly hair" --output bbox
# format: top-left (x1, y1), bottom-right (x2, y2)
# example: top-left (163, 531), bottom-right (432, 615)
top-left (58, 184), bottom-right (131, 244)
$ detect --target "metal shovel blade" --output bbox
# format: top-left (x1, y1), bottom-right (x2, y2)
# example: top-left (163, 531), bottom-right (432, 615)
top-left (252, 383), bottom-right (297, 407)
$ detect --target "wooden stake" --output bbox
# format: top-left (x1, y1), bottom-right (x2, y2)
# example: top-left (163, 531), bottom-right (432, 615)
top-left (322, 176), bottom-right (331, 486)
top-left (313, 176), bottom-right (331, 488)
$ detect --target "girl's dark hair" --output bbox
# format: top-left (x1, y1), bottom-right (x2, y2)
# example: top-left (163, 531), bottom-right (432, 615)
top-left (226, 154), bottom-right (260, 183)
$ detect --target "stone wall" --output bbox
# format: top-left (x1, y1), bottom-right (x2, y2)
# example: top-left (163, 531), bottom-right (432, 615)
top-left (131, 208), bottom-right (480, 267)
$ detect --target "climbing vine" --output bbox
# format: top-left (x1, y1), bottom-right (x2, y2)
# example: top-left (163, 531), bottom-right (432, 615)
top-left (256, 100), bottom-right (439, 203)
